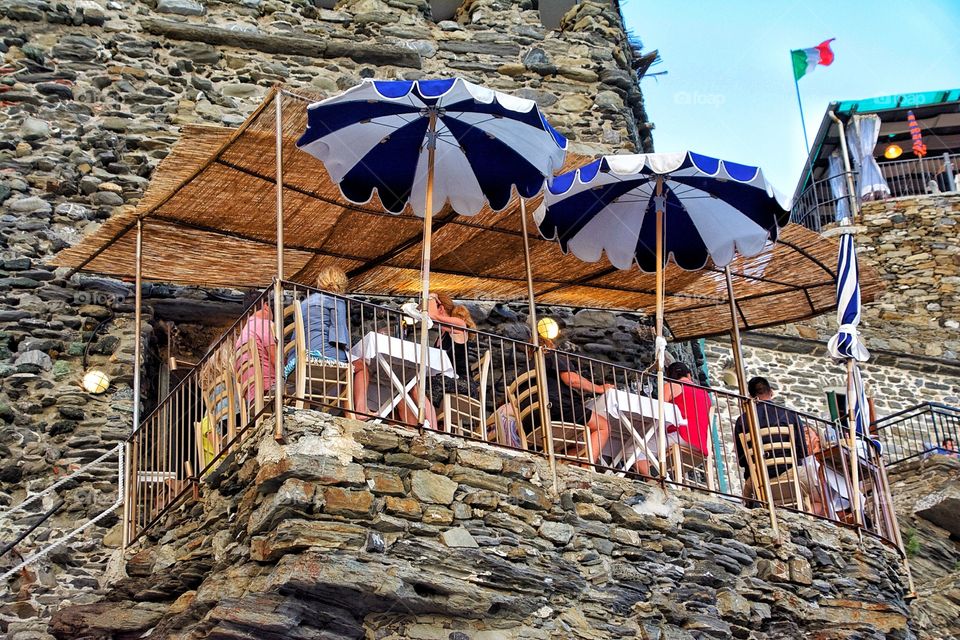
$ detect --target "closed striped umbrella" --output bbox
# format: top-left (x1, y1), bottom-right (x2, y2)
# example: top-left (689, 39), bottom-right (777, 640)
top-left (827, 231), bottom-right (873, 440)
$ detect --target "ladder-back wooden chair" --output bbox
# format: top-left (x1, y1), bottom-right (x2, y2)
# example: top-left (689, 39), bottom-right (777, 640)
top-left (442, 350), bottom-right (493, 441)
top-left (235, 335), bottom-right (264, 428)
top-left (739, 424), bottom-right (808, 510)
top-left (667, 406), bottom-right (716, 491)
top-left (505, 368), bottom-right (592, 463)
top-left (285, 299), bottom-right (354, 414)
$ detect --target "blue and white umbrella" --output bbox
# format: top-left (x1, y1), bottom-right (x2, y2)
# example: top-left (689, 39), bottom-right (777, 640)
top-left (536, 151), bottom-right (788, 475)
top-left (536, 152), bottom-right (789, 272)
top-left (297, 78), bottom-right (567, 216)
top-left (827, 230), bottom-right (879, 454)
top-left (296, 78), bottom-right (568, 425)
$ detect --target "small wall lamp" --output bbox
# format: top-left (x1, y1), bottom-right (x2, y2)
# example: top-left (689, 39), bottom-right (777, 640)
top-left (537, 317), bottom-right (560, 340)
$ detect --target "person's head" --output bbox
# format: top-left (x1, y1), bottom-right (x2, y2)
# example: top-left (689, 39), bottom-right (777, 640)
top-left (242, 291), bottom-right (271, 318)
top-left (316, 266), bottom-right (348, 294)
top-left (943, 438), bottom-right (956, 451)
top-left (748, 376), bottom-right (774, 400)
top-left (450, 304), bottom-right (476, 329)
top-left (665, 361), bottom-right (692, 382)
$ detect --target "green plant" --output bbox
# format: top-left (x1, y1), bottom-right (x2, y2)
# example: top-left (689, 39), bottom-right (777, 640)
top-left (904, 527), bottom-right (921, 557)
top-left (52, 360), bottom-right (71, 379)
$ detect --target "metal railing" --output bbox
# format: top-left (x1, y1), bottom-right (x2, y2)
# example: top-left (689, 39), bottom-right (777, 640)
top-left (123, 281), bottom-right (905, 552)
top-left (0, 444), bottom-right (123, 581)
top-left (873, 402), bottom-right (960, 466)
top-left (792, 152), bottom-right (959, 233)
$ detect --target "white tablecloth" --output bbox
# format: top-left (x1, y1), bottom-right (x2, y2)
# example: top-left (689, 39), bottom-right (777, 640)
top-left (587, 388), bottom-right (687, 428)
top-left (351, 331), bottom-right (456, 378)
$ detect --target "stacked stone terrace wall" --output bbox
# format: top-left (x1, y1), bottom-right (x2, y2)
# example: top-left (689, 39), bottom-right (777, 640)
top-left (781, 193), bottom-right (960, 361)
top-left (0, 0), bottom-right (654, 629)
top-left (44, 411), bottom-right (914, 639)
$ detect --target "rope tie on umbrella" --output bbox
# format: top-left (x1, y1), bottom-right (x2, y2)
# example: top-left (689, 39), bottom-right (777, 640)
top-left (655, 335), bottom-right (668, 369)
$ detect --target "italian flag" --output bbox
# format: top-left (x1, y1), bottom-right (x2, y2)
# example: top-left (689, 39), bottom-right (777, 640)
top-left (791, 39), bottom-right (836, 81)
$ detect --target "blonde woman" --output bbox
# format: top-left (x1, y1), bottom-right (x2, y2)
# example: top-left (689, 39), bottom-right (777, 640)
top-left (290, 266), bottom-right (370, 418)
top-left (423, 293), bottom-right (480, 409)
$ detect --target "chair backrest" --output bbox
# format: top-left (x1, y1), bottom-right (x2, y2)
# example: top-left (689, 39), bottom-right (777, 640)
top-left (235, 336), bottom-right (264, 426)
top-left (742, 423), bottom-right (804, 508)
top-left (668, 406), bottom-right (715, 490)
top-left (282, 300), bottom-right (305, 377)
top-left (283, 301), bottom-right (307, 402)
top-left (443, 350), bottom-right (493, 440)
top-left (505, 369), bottom-right (543, 451)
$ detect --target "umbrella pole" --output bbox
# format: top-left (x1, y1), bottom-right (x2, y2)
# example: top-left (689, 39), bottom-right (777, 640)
top-left (846, 359), bottom-right (863, 528)
top-left (520, 198), bottom-right (558, 488)
top-left (273, 89), bottom-right (285, 443)
top-left (416, 110), bottom-right (439, 428)
top-left (654, 177), bottom-right (668, 483)
top-left (725, 266), bottom-right (779, 538)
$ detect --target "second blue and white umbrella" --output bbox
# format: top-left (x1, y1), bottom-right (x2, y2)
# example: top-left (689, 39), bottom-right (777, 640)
top-left (537, 151), bottom-right (789, 479)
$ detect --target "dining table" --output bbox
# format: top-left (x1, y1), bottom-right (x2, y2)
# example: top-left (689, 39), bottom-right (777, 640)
top-left (586, 387), bottom-right (687, 473)
top-left (350, 331), bottom-right (456, 422)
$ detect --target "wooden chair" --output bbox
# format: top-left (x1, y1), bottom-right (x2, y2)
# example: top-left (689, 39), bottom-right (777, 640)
top-left (235, 336), bottom-right (264, 427)
top-left (442, 350), bottom-right (492, 440)
top-left (739, 425), bottom-right (808, 510)
top-left (667, 407), bottom-right (716, 491)
top-left (284, 299), bottom-right (354, 414)
top-left (505, 369), bottom-right (592, 463)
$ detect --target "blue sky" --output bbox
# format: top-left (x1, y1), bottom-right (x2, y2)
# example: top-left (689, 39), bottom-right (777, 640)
top-left (622, 0), bottom-right (960, 197)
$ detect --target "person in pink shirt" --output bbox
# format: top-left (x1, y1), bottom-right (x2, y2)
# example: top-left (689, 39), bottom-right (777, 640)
top-left (235, 299), bottom-right (276, 403)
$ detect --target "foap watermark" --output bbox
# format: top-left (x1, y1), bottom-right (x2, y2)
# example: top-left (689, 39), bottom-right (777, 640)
top-left (673, 91), bottom-right (726, 108)
top-left (74, 291), bottom-right (127, 306)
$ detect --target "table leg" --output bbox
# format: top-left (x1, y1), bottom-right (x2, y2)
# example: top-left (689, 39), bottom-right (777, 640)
top-left (376, 355), bottom-right (420, 419)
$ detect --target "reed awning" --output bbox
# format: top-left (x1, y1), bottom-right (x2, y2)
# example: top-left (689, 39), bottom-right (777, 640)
top-left (52, 86), bottom-right (882, 341)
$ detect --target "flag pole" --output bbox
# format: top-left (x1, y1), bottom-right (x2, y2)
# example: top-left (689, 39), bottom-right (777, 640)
top-left (793, 70), bottom-right (811, 153)
top-left (792, 51), bottom-right (815, 211)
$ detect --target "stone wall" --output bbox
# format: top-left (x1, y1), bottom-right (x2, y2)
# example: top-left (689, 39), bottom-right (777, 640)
top-left (887, 455), bottom-right (960, 640)
top-left (42, 411), bottom-right (914, 640)
top-left (781, 193), bottom-right (960, 361)
top-left (702, 336), bottom-right (960, 422)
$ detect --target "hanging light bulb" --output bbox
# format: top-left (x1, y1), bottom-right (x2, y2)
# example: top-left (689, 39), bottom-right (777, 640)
top-left (537, 317), bottom-right (560, 340)
top-left (884, 144), bottom-right (903, 159)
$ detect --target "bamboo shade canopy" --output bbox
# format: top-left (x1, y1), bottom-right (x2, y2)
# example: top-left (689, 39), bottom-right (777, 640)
top-left (52, 86), bottom-right (882, 341)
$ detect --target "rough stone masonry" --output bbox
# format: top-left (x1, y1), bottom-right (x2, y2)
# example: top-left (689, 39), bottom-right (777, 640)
top-left (48, 411), bottom-right (913, 639)
top-left (0, 0), bottom-right (656, 630)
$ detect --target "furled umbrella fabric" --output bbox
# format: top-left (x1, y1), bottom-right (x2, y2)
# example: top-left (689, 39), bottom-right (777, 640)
top-left (296, 78), bottom-right (568, 216)
top-left (826, 232), bottom-right (870, 363)
top-left (827, 230), bottom-right (878, 449)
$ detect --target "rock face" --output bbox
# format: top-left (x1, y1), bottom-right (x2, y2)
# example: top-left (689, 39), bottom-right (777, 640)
top-left (887, 455), bottom-right (960, 640)
top-left (0, 0), bottom-right (658, 630)
top-left (47, 411), bottom-right (914, 639)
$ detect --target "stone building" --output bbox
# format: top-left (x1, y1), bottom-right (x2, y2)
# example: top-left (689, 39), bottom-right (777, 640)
top-left (0, 0), bottom-right (956, 637)
top-left (0, 0), bottom-right (661, 631)
top-left (705, 92), bottom-right (960, 427)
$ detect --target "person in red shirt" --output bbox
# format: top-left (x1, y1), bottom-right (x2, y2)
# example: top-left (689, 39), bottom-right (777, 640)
top-left (633, 361), bottom-right (712, 479)
top-left (663, 362), bottom-right (712, 456)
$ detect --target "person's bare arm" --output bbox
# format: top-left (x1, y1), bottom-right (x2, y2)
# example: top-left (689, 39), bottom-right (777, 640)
top-left (560, 371), bottom-right (614, 395)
